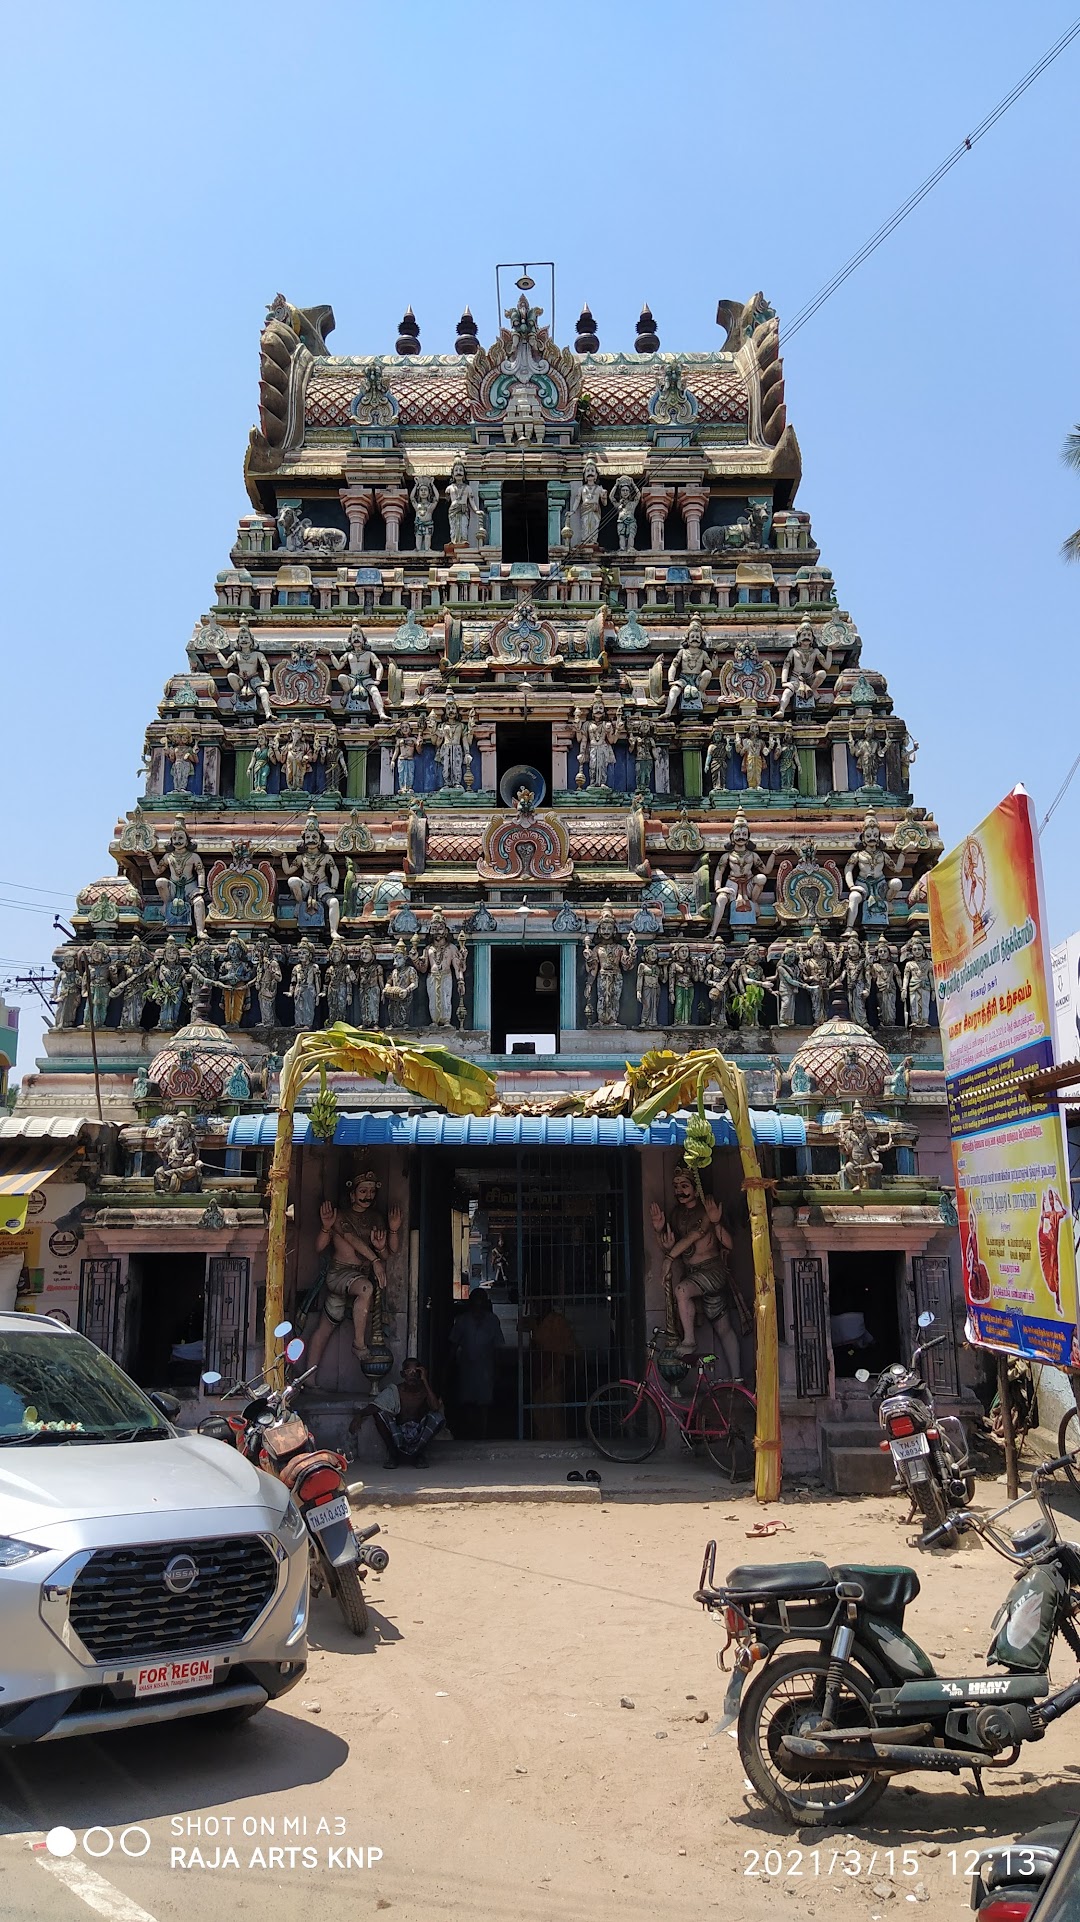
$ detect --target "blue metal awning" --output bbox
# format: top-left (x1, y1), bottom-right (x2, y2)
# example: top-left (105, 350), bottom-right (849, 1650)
top-left (227, 1108), bottom-right (805, 1151)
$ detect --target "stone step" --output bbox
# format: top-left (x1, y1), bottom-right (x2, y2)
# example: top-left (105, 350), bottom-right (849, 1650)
top-left (821, 1441), bottom-right (896, 1496)
top-left (819, 1422), bottom-right (884, 1450)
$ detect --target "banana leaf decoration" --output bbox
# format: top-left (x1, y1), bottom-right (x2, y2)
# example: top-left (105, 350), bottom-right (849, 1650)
top-left (630, 1048), bottom-right (782, 1503)
top-left (264, 1025), bottom-right (497, 1370)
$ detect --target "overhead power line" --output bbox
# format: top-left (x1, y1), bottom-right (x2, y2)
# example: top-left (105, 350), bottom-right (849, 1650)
top-left (1041, 749), bottom-right (1080, 832)
top-left (785, 18), bottom-right (1080, 342)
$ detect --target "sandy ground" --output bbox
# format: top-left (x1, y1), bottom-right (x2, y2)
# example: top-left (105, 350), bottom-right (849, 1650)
top-left (2, 1477), bottom-right (1080, 1922)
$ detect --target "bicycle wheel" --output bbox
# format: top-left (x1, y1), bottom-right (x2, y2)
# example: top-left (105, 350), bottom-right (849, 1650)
top-left (1059, 1408), bottom-right (1080, 1490)
top-left (698, 1383), bottom-right (756, 1480)
top-left (585, 1382), bottom-right (663, 1463)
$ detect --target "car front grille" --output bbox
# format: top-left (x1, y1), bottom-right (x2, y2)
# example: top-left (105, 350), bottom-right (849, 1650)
top-left (69, 1536), bottom-right (278, 1664)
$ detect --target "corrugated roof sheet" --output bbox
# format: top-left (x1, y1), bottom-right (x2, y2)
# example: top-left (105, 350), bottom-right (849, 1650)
top-left (0, 1116), bottom-right (109, 1140)
top-left (227, 1109), bottom-right (805, 1151)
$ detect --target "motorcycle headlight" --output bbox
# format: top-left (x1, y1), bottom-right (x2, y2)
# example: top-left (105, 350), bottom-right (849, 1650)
top-left (277, 1498), bottom-right (306, 1548)
top-left (0, 1536), bottom-right (48, 1568)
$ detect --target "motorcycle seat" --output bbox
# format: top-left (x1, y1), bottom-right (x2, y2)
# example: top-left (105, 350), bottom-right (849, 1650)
top-left (884, 1673), bottom-right (1050, 1707)
top-left (725, 1560), bottom-right (834, 1598)
top-left (279, 1447), bottom-right (347, 1491)
top-left (831, 1564), bottom-right (921, 1621)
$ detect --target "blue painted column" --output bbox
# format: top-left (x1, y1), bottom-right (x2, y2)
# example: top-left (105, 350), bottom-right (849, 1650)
top-left (479, 484), bottom-right (502, 553)
top-left (473, 941), bottom-right (491, 1031)
top-left (559, 940), bottom-right (577, 1031)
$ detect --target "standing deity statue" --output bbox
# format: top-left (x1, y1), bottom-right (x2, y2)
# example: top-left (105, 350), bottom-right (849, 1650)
top-left (185, 942), bottom-right (218, 1022)
top-left (81, 941), bottom-right (114, 1030)
top-left (331, 623), bottom-right (387, 721)
top-left (415, 909), bottom-right (466, 1028)
top-left (869, 936), bottom-right (903, 1027)
top-left (704, 939), bottom-right (734, 1028)
top-left (837, 1101), bottom-right (890, 1191)
top-left (636, 944), bottom-right (663, 1028)
top-left (150, 934), bottom-right (187, 1029)
top-left (410, 476), bottom-right (439, 552)
top-left (278, 722), bottom-right (313, 794)
top-left (575, 696), bottom-right (619, 789)
top-left (446, 458), bottom-right (476, 548)
top-left (390, 710), bottom-right (424, 792)
top-left (625, 708), bottom-right (656, 792)
top-left (835, 930), bottom-right (871, 1027)
top-left (324, 938), bottom-right (357, 1025)
top-left (734, 713), bottom-right (777, 790)
top-left (286, 937), bottom-right (322, 1030)
top-left (583, 905), bottom-right (637, 1028)
top-left (704, 720), bottom-right (728, 794)
top-left (430, 695), bottom-right (475, 791)
top-left (216, 617), bottom-right (273, 720)
top-left (252, 935), bottom-right (282, 1026)
top-left (844, 812), bottom-right (904, 929)
top-left (312, 723), bottom-right (347, 794)
top-left (577, 456), bottom-right (607, 546)
top-left (52, 946), bottom-right (83, 1028)
top-left (611, 474), bottom-right (641, 553)
top-left (382, 938), bottom-right (419, 1030)
top-left (776, 621), bottom-right (834, 720)
top-left (149, 818), bottom-right (207, 938)
top-left (164, 733), bottom-right (198, 794)
top-left (797, 925), bottom-right (835, 1025)
top-left (771, 938), bottom-right (802, 1028)
top-left (901, 933), bottom-right (934, 1028)
top-left (848, 718), bottom-right (887, 789)
top-left (709, 811), bottom-right (777, 935)
top-left (665, 616), bottom-right (714, 719)
top-left (109, 935), bottom-right (154, 1030)
top-left (897, 728), bottom-right (919, 792)
top-left (775, 720), bottom-right (799, 790)
top-left (248, 732), bottom-right (275, 794)
top-left (217, 934), bottom-right (256, 1026)
top-left (282, 814), bottom-right (342, 937)
top-left (665, 942), bottom-right (699, 1027)
top-left (354, 934), bottom-right (384, 1028)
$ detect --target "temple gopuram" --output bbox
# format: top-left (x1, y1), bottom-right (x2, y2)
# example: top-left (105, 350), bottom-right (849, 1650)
top-left (12, 274), bottom-right (966, 1479)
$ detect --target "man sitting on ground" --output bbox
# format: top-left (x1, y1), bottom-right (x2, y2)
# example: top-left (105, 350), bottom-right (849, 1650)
top-left (351, 1358), bottom-right (445, 1469)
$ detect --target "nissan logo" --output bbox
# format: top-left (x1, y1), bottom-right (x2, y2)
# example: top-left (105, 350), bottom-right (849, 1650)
top-left (163, 1554), bottom-right (199, 1596)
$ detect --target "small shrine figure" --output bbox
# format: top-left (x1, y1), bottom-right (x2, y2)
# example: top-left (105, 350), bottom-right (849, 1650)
top-left (324, 938), bottom-right (357, 1025)
top-left (185, 943), bottom-right (218, 1022)
top-left (309, 1167), bottom-right (401, 1368)
top-left (666, 942), bottom-right (698, 1026)
top-left (844, 812), bottom-right (904, 928)
top-left (150, 934), bottom-right (187, 1029)
top-left (705, 940), bottom-right (734, 1028)
top-left (733, 938), bottom-right (769, 1013)
top-left (797, 925), bottom-right (835, 1025)
top-left (869, 936), bottom-right (902, 1027)
top-left (625, 708), bottom-right (656, 792)
top-left (312, 723), bottom-right (347, 793)
top-left (390, 711), bottom-right (424, 792)
top-left (216, 617), bottom-right (273, 720)
top-left (664, 616), bottom-right (713, 718)
top-left (776, 621), bottom-right (834, 720)
top-left (252, 935), bottom-right (282, 1026)
top-left (734, 713), bottom-right (776, 790)
top-left (248, 733), bottom-right (274, 794)
top-left (708, 811), bottom-right (777, 934)
top-left (52, 946), bottom-right (82, 1029)
top-left (901, 932), bottom-right (934, 1028)
top-left (503, 378), bottom-right (544, 444)
top-left (149, 819), bottom-right (207, 937)
top-left (611, 474), bottom-right (641, 553)
top-left (164, 731), bottom-right (198, 794)
top-left (446, 458), bottom-right (476, 547)
top-left (650, 1161), bottom-right (743, 1376)
top-left (848, 718), bottom-right (887, 789)
top-left (415, 908), bottom-right (466, 1028)
top-left (575, 696), bottom-right (619, 789)
top-left (354, 934), bottom-right (384, 1028)
top-left (584, 905), bottom-right (637, 1027)
top-left (331, 623), bottom-right (387, 721)
top-left (282, 814), bottom-right (342, 936)
top-left (81, 941), bottom-right (114, 1030)
top-left (636, 944), bottom-right (663, 1028)
top-left (382, 938), bottom-right (419, 1029)
top-left (217, 934), bottom-right (256, 1026)
top-left (430, 695), bottom-right (475, 791)
top-left (152, 1113), bottom-right (203, 1195)
top-left (837, 1101), bottom-right (889, 1191)
top-left (278, 722), bottom-right (313, 794)
top-left (775, 721), bottom-right (799, 791)
top-left (835, 930), bottom-right (871, 1027)
top-left (577, 455), bottom-right (607, 546)
top-left (109, 935), bottom-right (154, 1030)
top-left (704, 720), bottom-right (729, 794)
top-left (286, 937), bottom-right (322, 1029)
top-left (771, 938), bottom-right (802, 1027)
top-left (897, 727), bottom-right (919, 792)
top-left (410, 476), bottom-right (439, 552)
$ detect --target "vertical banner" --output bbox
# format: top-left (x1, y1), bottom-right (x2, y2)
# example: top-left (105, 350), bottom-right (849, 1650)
top-left (928, 787), bottom-right (1077, 1362)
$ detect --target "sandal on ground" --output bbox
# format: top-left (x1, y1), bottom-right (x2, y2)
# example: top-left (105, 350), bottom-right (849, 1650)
top-left (566, 1469), bottom-right (585, 1482)
top-left (585, 1469), bottom-right (601, 1485)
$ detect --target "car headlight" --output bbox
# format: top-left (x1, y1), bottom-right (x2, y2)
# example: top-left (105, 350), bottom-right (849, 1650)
top-left (0, 1537), bottom-right (47, 1568)
top-left (278, 1498), bottom-right (306, 1548)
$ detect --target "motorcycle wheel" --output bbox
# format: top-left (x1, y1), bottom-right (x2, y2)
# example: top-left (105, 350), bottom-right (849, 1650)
top-left (911, 1476), bottom-right (953, 1542)
top-left (739, 1650), bottom-right (888, 1826)
top-left (1059, 1409), bottom-right (1080, 1490)
top-left (330, 1561), bottom-right (369, 1637)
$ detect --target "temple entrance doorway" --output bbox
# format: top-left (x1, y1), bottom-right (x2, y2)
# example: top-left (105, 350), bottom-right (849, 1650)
top-left (828, 1248), bottom-right (902, 1380)
top-left (130, 1252), bottom-right (208, 1390)
top-left (490, 943), bottom-right (560, 1054)
top-left (418, 1149), bottom-right (640, 1441)
top-left (500, 480), bottom-right (549, 563)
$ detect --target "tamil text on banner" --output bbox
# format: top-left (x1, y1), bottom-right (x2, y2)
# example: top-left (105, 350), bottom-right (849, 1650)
top-left (928, 786), bottom-right (1078, 1363)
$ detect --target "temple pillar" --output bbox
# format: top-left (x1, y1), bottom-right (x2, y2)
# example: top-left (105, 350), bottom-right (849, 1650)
top-left (201, 745), bottom-right (220, 796)
top-left (678, 484), bottom-right (709, 552)
top-left (479, 483), bottom-right (502, 553)
top-left (347, 746), bottom-right (368, 802)
top-left (682, 748), bottom-right (703, 799)
top-left (376, 487), bottom-right (408, 554)
top-left (799, 747), bottom-right (817, 795)
top-left (832, 740), bottom-right (850, 792)
top-left (641, 484), bottom-right (675, 552)
top-left (234, 742), bottom-right (253, 803)
top-left (547, 482), bottom-right (571, 550)
top-left (472, 941), bottom-right (491, 1030)
top-left (559, 940), bottom-right (578, 1030)
top-left (473, 721), bottom-right (496, 794)
top-left (339, 485), bottom-right (374, 553)
top-left (552, 721), bottom-right (575, 791)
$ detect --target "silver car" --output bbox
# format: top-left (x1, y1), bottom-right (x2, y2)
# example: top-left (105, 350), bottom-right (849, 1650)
top-left (0, 1310), bottom-right (308, 1744)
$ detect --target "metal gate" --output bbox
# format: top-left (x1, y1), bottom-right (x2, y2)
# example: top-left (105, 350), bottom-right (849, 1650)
top-left (912, 1255), bottom-right (959, 1396)
top-left (792, 1257), bottom-right (830, 1398)
top-left (205, 1257), bottom-right (251, 1385)
top-left (79, 1258), bottom-right (121, 1356)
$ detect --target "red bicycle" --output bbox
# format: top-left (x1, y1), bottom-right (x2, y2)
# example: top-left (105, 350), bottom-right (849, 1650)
top-left (585, 1330), bottom-right (756, 1480)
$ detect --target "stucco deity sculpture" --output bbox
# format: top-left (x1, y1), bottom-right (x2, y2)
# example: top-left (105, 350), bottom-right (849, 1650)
top-left (575, 696), bottom-right (619, 789)
top-left (776, 621), bottom-right (833, 720)
top-left (410, 476), bottom-right (439, 552)
top-left (734, 939), bottom-right (769, 1010)
top-left (665, 616), bottom-right (713, 718)
top-left (276, 504), bottom-right (346, 555)
top-left (897, 727), bottom-right (919, 791)
top-left (354, 934), bottom-right (384, 1028)
top-left (446, 458), bottom-right (476, 548)
top-left (837, 1101), bottom-right (889, 1191)
top-left (666, 943), bottom-right (698, 1026)
top-left (901, 933), bottom-right (934, 1028)
top-left (164, 732), bottom-right (198, 795)
top-left (216, 934), bottom-right (256, 1026)
top-left (312, 724), bottom-right (347, 794)
top-left (430, 696), bottom-right (475, 791)
top-left (323, 938), bottom-right (357, 1025)
top-left (331, 624), bottom-right (387, 721)
top-left (81, 941), bottom-right (114, 1030)
top-left (705, 940), bottom-right (734, 1028)
top-left (636, 944), bottom-right (663, 1028)
top-left (771, 938), bottom-right (802, 1027)
top-left (849, 718), bottom-right (887, 789)
top-left (704, 721), bottom-right (728, 795)
top-left (150, 934), bottom-right (187, 1029)
top-left (277, 723), bottom-right (313, 795)
top-left (309, 1167), bottom-right (401, 1368)
top-left (611, 474), bottom-right (641, 553)
top-left (734, 713), bottom-right (777, 790)
top-left (248, 733), bottom-right (274, 794)
top-left (106, 936), bottom-right (152, 1030)
top-left (390, 711), bottom-right (424, 792)
top-left (650, 1162), bottom-right (742, 1375)
top-left (844, 812), bottom-right (904, 928)
top-left (835, 930), bottom-right (871, 1027)
top-left (282, 815), bottom-right (341, 936)
top-left (153, 1113), bottom-right (203, 1196)
top-left (382, 938), bottom-right (419, 1029)
top-left (185, 943), bottom-right (218, 1022)
top-left (625, 709), bottom-right (656, 792)
top-left (252, 936), bottom-right (282, 1026)
top-left (503, 379), bottom-right (544, 444)
top-left (869, 936), bottom-right (902, 1027)
top-left (415, 909), bottom-right (466, 1028)
top-left (149, 819), bottom-right (207, 937)
top-left (797, 926), bottom-right (835, 1025)
top-left (708, 811), bottom-right (777, 934)
top-left (286, 937), bottom-right (322, 1030)
top-left (577, 456), bottom-right (607, 546)
top-left (217, 618), bottom-right (273, 720)
top-left (775, 721), bottom-right (799, 790)
top-left (651, 361), bottom-right (695, 427)
top-left (52, 946), bottom-right (82, 1029)
top-left (584, 906), bottom-right (637, 1027)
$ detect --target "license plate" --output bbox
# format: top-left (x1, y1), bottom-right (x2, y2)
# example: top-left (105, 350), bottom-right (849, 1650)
top-left (306, 1494), bottom-right (350, 1532)
top-left (134, 1657), bottom-right (214, 1698)
top-left (890, 1433), bottom-right (930, 1460)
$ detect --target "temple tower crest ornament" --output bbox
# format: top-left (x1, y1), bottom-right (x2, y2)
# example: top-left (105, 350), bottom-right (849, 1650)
top-left (466, 295), bottom-right (582, 437)
top-left (477, 810), bottom-right (573, 884)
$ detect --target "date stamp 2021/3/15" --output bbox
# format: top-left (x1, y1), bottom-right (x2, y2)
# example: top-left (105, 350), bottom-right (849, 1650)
top-left (743, 1847), bottom-right (994, 1879)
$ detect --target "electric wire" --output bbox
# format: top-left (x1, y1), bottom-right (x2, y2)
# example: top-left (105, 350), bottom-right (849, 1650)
top-left (1041, 749), bottom-right (1080, 831)
top-left (785, 18), bottom-right (1080, 342)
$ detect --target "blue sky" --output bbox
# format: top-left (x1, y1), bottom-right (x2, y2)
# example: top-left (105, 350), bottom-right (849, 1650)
top-left (2, 1), bottom-right (1078, 1074)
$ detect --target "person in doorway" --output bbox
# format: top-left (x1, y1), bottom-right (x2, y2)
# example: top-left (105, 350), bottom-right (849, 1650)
top-left (448, 1287), bottom-right (504, 1439)
top-left (351, 1358), bottom-right (444, 1468)
top-left (521, 1300), bottom-right (580, 1441)
top-left (650, 1161), bottom-right (746, 1378)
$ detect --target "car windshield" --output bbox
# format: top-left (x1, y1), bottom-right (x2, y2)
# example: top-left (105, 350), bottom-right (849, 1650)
top-left (0, 1329), bottom-right (172, 1442)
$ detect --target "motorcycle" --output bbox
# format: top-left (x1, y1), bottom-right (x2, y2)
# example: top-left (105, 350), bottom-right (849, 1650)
top-left (856, 1309), bottom-right (974, 1538)
top-left (695, 1447), bottom-right (1080, 1826)
top-left (199, 1321), bottom-right (388, 1637)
